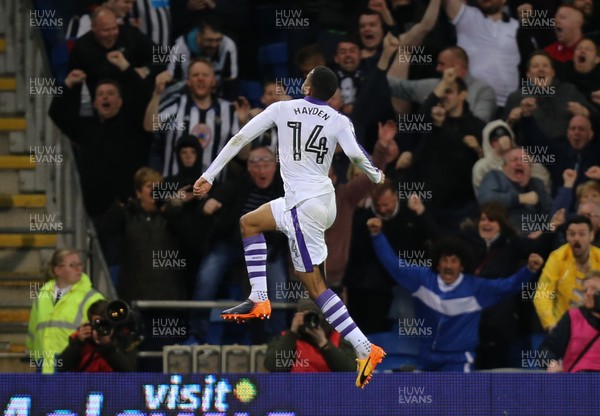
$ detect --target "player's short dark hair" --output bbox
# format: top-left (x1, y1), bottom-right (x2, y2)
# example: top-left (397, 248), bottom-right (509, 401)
top-left (430, 236), bottom-right (473, 273)
top-left (294, 44), bottom-right (324, 67)
top-left (309, 66), bottom-right (339, 100)
top-left (565, 215), bottom-right (593, 232)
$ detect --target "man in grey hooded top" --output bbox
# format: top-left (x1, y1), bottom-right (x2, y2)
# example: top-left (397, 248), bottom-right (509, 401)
top-left (472, 119), bottom-right (551, 195)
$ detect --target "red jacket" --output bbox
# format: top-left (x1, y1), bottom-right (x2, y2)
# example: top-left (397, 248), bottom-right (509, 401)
top-left (290, 331), bottom-right (342, 373)
top-left (67, 333), bottom-right (115, 372)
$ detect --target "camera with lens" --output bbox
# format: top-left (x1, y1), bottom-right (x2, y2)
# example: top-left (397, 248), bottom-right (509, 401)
top-left (91, 300), bottom-right (143, 350)
top-left (91, 318), bottom-right (113, 337)
top-left (303, 311), bottom-right (321, 330)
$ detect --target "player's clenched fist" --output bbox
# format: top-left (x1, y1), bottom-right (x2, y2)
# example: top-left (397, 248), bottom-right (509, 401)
top-left (367, 217), bottom-right (383, 236)
top-left (526, 253), bottom-right (544, 273)
top-left (193, 177), bottom-right (212, 199)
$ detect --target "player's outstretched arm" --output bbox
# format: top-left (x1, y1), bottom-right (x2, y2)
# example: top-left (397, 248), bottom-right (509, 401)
top-left (198, 104), bottom-right (278, 187)
top-left (337, 119), bottom-right (383, 185)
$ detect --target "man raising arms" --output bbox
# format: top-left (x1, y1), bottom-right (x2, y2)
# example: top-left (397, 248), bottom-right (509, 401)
top-left (194, 66), bottom-right (385, 388)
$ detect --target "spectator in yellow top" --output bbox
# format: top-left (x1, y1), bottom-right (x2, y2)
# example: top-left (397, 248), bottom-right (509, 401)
top-left (26, 249), bottom-right (104, 373)
top-left (534, 216), bottom-right (600, 331)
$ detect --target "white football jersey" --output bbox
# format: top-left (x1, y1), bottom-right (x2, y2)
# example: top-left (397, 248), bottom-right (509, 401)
top-left (203, 97), bottom-right (382, 209)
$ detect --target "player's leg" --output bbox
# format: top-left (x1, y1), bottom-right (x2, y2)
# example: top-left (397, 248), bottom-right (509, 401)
top-left (239, 202), bottom-right (277, 303)
top-left (220, 202), bottom-right (278, 321)
top-left (290, 194), bottom-right (386, 387)
top-left (297, 266), bottom-right (368, 356)
top-left (296, 266), bottom-right (385, 387)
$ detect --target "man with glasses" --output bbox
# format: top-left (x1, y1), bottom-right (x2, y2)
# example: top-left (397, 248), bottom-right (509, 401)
top-left (167, 16), bottom-right (237, 97)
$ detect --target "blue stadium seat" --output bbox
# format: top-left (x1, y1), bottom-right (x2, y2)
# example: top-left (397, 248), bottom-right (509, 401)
top-left (258, 42), bottom-right (289, 79)
top-left (50, 41), bottom-right (70, 84)
top-left (238, 80), bottom-right (263, 108)
top-left (368, 330), bottom-right (420, 371)
top-left (254, 4), bottom-right (287, 46)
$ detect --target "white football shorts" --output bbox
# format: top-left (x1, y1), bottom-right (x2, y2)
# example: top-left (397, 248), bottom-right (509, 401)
top-left (270, 193), bottom-right (336, 273)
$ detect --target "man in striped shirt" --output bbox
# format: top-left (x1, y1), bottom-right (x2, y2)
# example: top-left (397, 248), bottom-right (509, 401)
top-left (144, 57), bottom-right (250, 177)
top-left (167, 18), bottom-right (238, 96)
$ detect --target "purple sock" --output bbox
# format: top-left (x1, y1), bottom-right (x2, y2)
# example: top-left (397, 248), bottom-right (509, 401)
top-left (243, 234), bottom-right (268, 302)
top-left (316, 289), bottom-right (370, 358)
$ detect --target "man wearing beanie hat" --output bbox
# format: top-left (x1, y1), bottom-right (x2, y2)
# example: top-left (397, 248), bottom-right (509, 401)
top-left (473, 119), bottom-right (551, 193)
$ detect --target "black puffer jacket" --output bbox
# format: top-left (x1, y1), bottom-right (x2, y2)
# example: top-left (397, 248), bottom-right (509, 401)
top-left (101, 200), bottom-right (187, 302)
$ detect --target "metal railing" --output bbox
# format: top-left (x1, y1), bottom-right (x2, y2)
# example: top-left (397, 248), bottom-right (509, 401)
top-left (2, 0), bottom-right (116, 299)
top-left (132, 300), bottom-right (298, 310)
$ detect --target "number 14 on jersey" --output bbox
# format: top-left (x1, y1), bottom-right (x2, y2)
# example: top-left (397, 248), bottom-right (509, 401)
top-left (287, 121), bottom-right (329, 164)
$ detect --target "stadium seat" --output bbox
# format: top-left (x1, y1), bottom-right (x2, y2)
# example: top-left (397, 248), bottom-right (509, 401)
top-left (367, 330), bottom-right (420, 371)
top-left (221, 345), bottom-right (251, 372)
top-left (163, 345), bottom-right (193, 373)
top-left (238, 80), bottom-right (263, 108)
top-left (193, 345), bottom-right (221, 373)
top-left (254, 4), bottom-right (288, 46)
top-left (258, 42), bottom-right (289, 79)
top-left (50, 41), bottom-right (69, 85)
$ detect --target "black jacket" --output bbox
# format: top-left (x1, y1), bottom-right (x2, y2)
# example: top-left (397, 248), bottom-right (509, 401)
top-left (68, 24), bottom-right (158, 101)
top-left (100, 199), bottom-right (187, 302)
top-left (413, 94), bottom-right (485, 209)
top-left (49, 77), bottom-right (151, 217)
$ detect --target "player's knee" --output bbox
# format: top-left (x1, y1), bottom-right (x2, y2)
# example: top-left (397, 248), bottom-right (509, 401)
top-left (239, 213), bottom-right (255, 236)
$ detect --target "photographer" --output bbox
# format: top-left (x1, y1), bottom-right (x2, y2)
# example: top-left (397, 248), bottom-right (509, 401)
top-left (539, 271), bottom-right (600, 373)
top-left (58, 300), bottom-right (137, 372)
top-left (264, 302), bottom-right (356, 372)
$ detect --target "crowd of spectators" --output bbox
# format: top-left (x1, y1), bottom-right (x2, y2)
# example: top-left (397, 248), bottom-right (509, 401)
top-left (41, 0), bottom-right (600, 372)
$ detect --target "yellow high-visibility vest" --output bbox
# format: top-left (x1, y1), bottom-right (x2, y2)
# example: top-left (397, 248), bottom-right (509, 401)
top-left (26, 273), bottom-right (104, 373)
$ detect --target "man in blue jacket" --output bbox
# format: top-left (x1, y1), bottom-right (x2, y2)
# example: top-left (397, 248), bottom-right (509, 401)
top-left (367, 216), bottom-right (544, 371)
